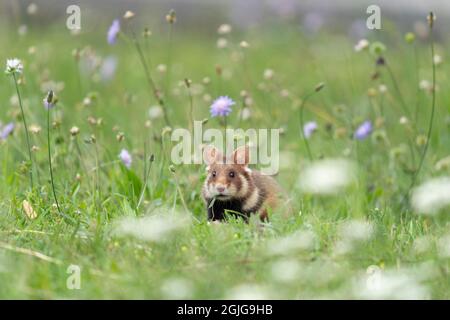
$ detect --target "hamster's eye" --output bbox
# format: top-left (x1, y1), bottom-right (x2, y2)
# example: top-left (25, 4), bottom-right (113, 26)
top-left (228, 171), bottom-right (235, 178)
top-left (211, 171), bottom-right (217, 177)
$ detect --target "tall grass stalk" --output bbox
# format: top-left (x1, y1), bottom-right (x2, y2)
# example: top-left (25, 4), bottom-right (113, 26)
top-left (405, 12), bottom-right (437, 201)
top-left (124, 25), bottom-right (171, 127)
top-left (137, 152), bottom-right (154, 210)
top-left (184, 79), bottom-right (194, 133)
top-left (298, 83), bottom-right (325, 161)
top-left (12, 74), bottom-right (33, 189)
top-left (47, 105), bottom-right (73, 224)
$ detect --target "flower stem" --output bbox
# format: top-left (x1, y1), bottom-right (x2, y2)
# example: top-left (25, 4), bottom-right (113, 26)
top-left (166, 22), bottom-right (174, 97)
top-left (136, 153), bottom-right (154, 210)
top-left (13, 73), bottom-right (33, 189)
top-left (47, 107), bottom-right (63, 217)
top-left (298, 92), bottom-right (315, 161)
top-left (129, 30), bottom-right (171, 127)
top-left (405, 14), bottom-right (436, 201)
top-left (185, 82), bottom-right (194, 133)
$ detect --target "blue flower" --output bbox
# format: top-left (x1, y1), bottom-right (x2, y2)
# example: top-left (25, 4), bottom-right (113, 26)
top-left (303, 121), bottom-right (318, 139)
top-left (119, 149), bottom-right (132, 168)
top-left (107, 19), bottom-right (120, 45)
top-left (0, 122), bottom-right (14, 140)
top-left (210, 96), bottom-right (235, 117)
top-left (354, 120), bottom-right (373, 140)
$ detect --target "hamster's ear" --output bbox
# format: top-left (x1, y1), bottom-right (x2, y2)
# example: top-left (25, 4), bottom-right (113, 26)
top-left (232, 145), bottom-right (250, 166)
top-left (203, 145), bottom-right (222, 165)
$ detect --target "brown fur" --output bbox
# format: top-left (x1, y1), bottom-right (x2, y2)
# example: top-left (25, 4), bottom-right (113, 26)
top-left (201, 146), bottom-right (281, 222)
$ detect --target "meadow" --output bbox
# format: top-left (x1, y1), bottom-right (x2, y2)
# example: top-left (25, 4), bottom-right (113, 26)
top-left (0, 6), bottom-right (449, 299)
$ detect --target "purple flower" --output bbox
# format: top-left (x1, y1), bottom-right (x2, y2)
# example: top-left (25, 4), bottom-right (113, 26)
top-left (43, 100), bottom-right (54, 109)
top-left (210, 96), bottom-right (235, 117)
top-left (0, 122), bottom-right (14, 140)
top-left (119, 149), bottom-right (132, 168)
top-left (100, 56), bottom-right (118, 82)
top-left (107, 19), bottom-right (120, 45)
top-left (303, 121), bottom-right (318, 139)
top-left (354, 120), bottom-right (373, 140)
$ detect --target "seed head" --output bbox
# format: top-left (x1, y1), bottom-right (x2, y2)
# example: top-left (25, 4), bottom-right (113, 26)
top-left (315, 82), bottom-right (325, 92)
top-left (43, 90), bottom-right (58, 109)
top-left (427, 12), bottom-right (435, 29)
top-left (116, 132), bottom-right (125, 142)
top-left (166, 9), bottom-right (176, 24)
top-left (123, 11), bottom-right (135, 20)
top-left (70, 126), bottom-right (80, 136)
top-left (143, 28), bottom-right (152, 38)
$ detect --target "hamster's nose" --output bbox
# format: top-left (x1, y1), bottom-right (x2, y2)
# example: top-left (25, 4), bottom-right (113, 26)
top-left (216, 186), bottom-right (225, 193)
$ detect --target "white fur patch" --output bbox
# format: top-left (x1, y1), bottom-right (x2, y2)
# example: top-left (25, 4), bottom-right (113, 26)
top-left (243, 188), bottom-right (260, 211)
top-left (237, 175), bottom-right (249, 198)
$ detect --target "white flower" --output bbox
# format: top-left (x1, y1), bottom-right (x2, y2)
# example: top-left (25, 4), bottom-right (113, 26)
top-left (217, 38), bottom-right (227, 49)
top-left (156, 64), bottom-right (167, 73)
top-left (226, 284), bottom-right (271, 300)
top-left (433, 54), bottom-right (443, 66)
top-left (240, 41), bottom-right (249, 48)
top-left (333, 219), bottom-right (374, 255)
top-left (266, 230), bottom-right (316, 256)
top-left (161, 278), bottom-right (193, 299)
top-left (339, 219), bottom-right (374, 242)
top-left (114, 209), bottom-right (191, 242)
top-left (354, 39), bottom-right (369, 52)
top-left (263, 69), bottom-right (274, 80)
top-left (437, 235), bottom-right (450, 258)
top-left (412, 235), bottom-right (432, 254)
top-left (148, 105), bottom-right (163, 119)
top-left (378, 84), bottom-right (387, 93)
top-left (217, 24), bottom-right (232, 35)
top-left (419, 80), bottom-right (431, 90)
top-left (411, 176), bottom-right (450, 214)
top-left (27, 3), bottom-right (38, 15)
top-left (435, 156), bottom-right (450, 171)
top-left (354, 268), bottom-right (430, 299)
top-left (297, 159), bottom-right (355, 195)
top-left (5, 58), bottom-right (23, 75)
top-left (270, 259), bottom-right (301, 283)
top-left (399, 116), bottom-right (409, 125)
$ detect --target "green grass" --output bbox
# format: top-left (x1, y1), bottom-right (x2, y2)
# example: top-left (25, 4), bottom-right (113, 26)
top-left (0, 13), bottom-right (449, 299)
